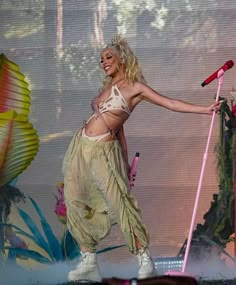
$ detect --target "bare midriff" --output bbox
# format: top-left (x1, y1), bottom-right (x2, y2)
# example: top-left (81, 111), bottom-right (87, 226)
top-left (84, 111), bottom-right (129, 142)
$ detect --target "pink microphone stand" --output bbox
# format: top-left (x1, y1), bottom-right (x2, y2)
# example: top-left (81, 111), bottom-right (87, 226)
top-left (165, 68), bottom-right (225, 276)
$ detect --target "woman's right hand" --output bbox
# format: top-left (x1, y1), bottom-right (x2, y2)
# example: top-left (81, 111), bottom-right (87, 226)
top-left (128, 163), bottom-right (136, 188)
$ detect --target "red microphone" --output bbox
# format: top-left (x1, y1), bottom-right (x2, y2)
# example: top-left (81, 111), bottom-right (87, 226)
top-left (201, 60), bottom-right (234, 87)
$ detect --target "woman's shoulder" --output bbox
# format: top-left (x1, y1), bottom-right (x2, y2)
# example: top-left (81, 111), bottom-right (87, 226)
top-left (121, 81), bottom-right (147, 107)
top-left (126, 81), bottom-right (149, 98)
top-left (134, 80), bottom-right (147, 88)
top-left (125, 80), bottom-right (146, 92)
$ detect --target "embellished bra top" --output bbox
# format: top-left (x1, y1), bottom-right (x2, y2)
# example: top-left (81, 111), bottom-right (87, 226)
top-left (85, 84), bottom-right (131, 136)
top-left (98, 84), bottom-right (131, 116)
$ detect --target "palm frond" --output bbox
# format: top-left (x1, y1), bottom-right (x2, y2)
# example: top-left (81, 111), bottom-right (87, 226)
top-left (16, 208), bottom-right (53, 259)
top-left (29, 197), bottom-right (63, 261)
top-left (4, 247), bottom-right (51, 264)
top-left (0, 110), bottom-right (39, 187)
top-left (61, 230), bottom-right (80, 260)
top-left (0, 53), bottom-right (39, 187)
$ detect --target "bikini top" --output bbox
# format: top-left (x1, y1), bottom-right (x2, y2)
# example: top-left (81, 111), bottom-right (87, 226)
top-left (98, 84), bottom-right (131, 116)
top-left (86, 84), bottom-right (131, 135)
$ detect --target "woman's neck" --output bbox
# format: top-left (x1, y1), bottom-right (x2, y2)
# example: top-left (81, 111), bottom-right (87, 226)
top-left (111, 76), bottom-right (125, 86)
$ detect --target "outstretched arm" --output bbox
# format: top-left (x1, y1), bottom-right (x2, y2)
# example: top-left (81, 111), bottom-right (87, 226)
top-left (135, 82), bottom-right (221, 114)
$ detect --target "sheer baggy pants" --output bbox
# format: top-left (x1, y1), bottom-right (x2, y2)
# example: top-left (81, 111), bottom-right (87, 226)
top-left (62, 129), bottom-right (149, 253)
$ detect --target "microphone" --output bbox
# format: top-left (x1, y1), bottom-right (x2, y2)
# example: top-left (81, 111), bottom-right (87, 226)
top-left (201, 60), bottom-right (234, 87)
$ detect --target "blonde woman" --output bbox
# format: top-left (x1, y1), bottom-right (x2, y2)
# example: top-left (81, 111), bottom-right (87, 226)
top-left (62, 35), bottom-right (221, 282)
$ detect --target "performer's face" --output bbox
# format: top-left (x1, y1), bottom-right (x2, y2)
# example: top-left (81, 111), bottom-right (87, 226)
top-left (100, 48), bottom-right (123, 77)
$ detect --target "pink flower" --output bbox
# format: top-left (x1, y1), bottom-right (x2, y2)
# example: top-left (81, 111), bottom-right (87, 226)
top-left (54, 182), bottom-right (67, 224)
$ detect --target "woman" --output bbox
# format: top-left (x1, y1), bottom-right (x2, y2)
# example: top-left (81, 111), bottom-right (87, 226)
top-left (62, 35), bottom-right (221, 282)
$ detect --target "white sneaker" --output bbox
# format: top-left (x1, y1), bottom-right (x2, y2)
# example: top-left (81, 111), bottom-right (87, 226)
top-left (68, 251), bottom-right (102, 282)
top-left (137, 248), bottom-right (157, 279)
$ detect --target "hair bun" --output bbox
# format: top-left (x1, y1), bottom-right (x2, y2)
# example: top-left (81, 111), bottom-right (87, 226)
top-left (111, 34), bottom-right (127, 47)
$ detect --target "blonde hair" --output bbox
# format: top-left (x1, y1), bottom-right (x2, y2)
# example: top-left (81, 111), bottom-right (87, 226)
top-left (101, 35), bottom-right (146, 89)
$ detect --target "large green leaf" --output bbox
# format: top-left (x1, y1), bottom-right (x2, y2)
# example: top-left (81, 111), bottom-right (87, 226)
top-left (4, 247), bottom-right (51, 264)
top-left (0, 110), bottom-right (39, 187)
top-left (29, 197), bottom-right (63, 261)
top-left (1, 223), bottom-right (41, 246)
top-left (0, 53), bottom-right (31, 116)
top-left (0, 53), bottom-right (39, 187)
top-left (16, 207), bottom-right (53, 260)
top-left (61, 230), bottom-right (80, 260)
top-left (1, 223), bottom-right (54, 262)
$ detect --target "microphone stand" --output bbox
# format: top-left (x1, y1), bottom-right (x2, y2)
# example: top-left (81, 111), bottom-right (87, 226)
top-left (165, 69), bottom-right (224, 276)
top-left (182, 69), bottom-right (224, 272)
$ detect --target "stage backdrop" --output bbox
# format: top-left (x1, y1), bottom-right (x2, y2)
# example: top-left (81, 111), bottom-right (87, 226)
top-left (1, 0), bottom-right (236, 267)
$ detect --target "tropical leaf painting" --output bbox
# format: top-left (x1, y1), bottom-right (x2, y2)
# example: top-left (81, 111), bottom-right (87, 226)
top-left (0, 54), bottom-right (39, 187)
top-left (1, 197), bottom-right (125, 264)
top-left (0, 54), bottom-right (31, 116)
